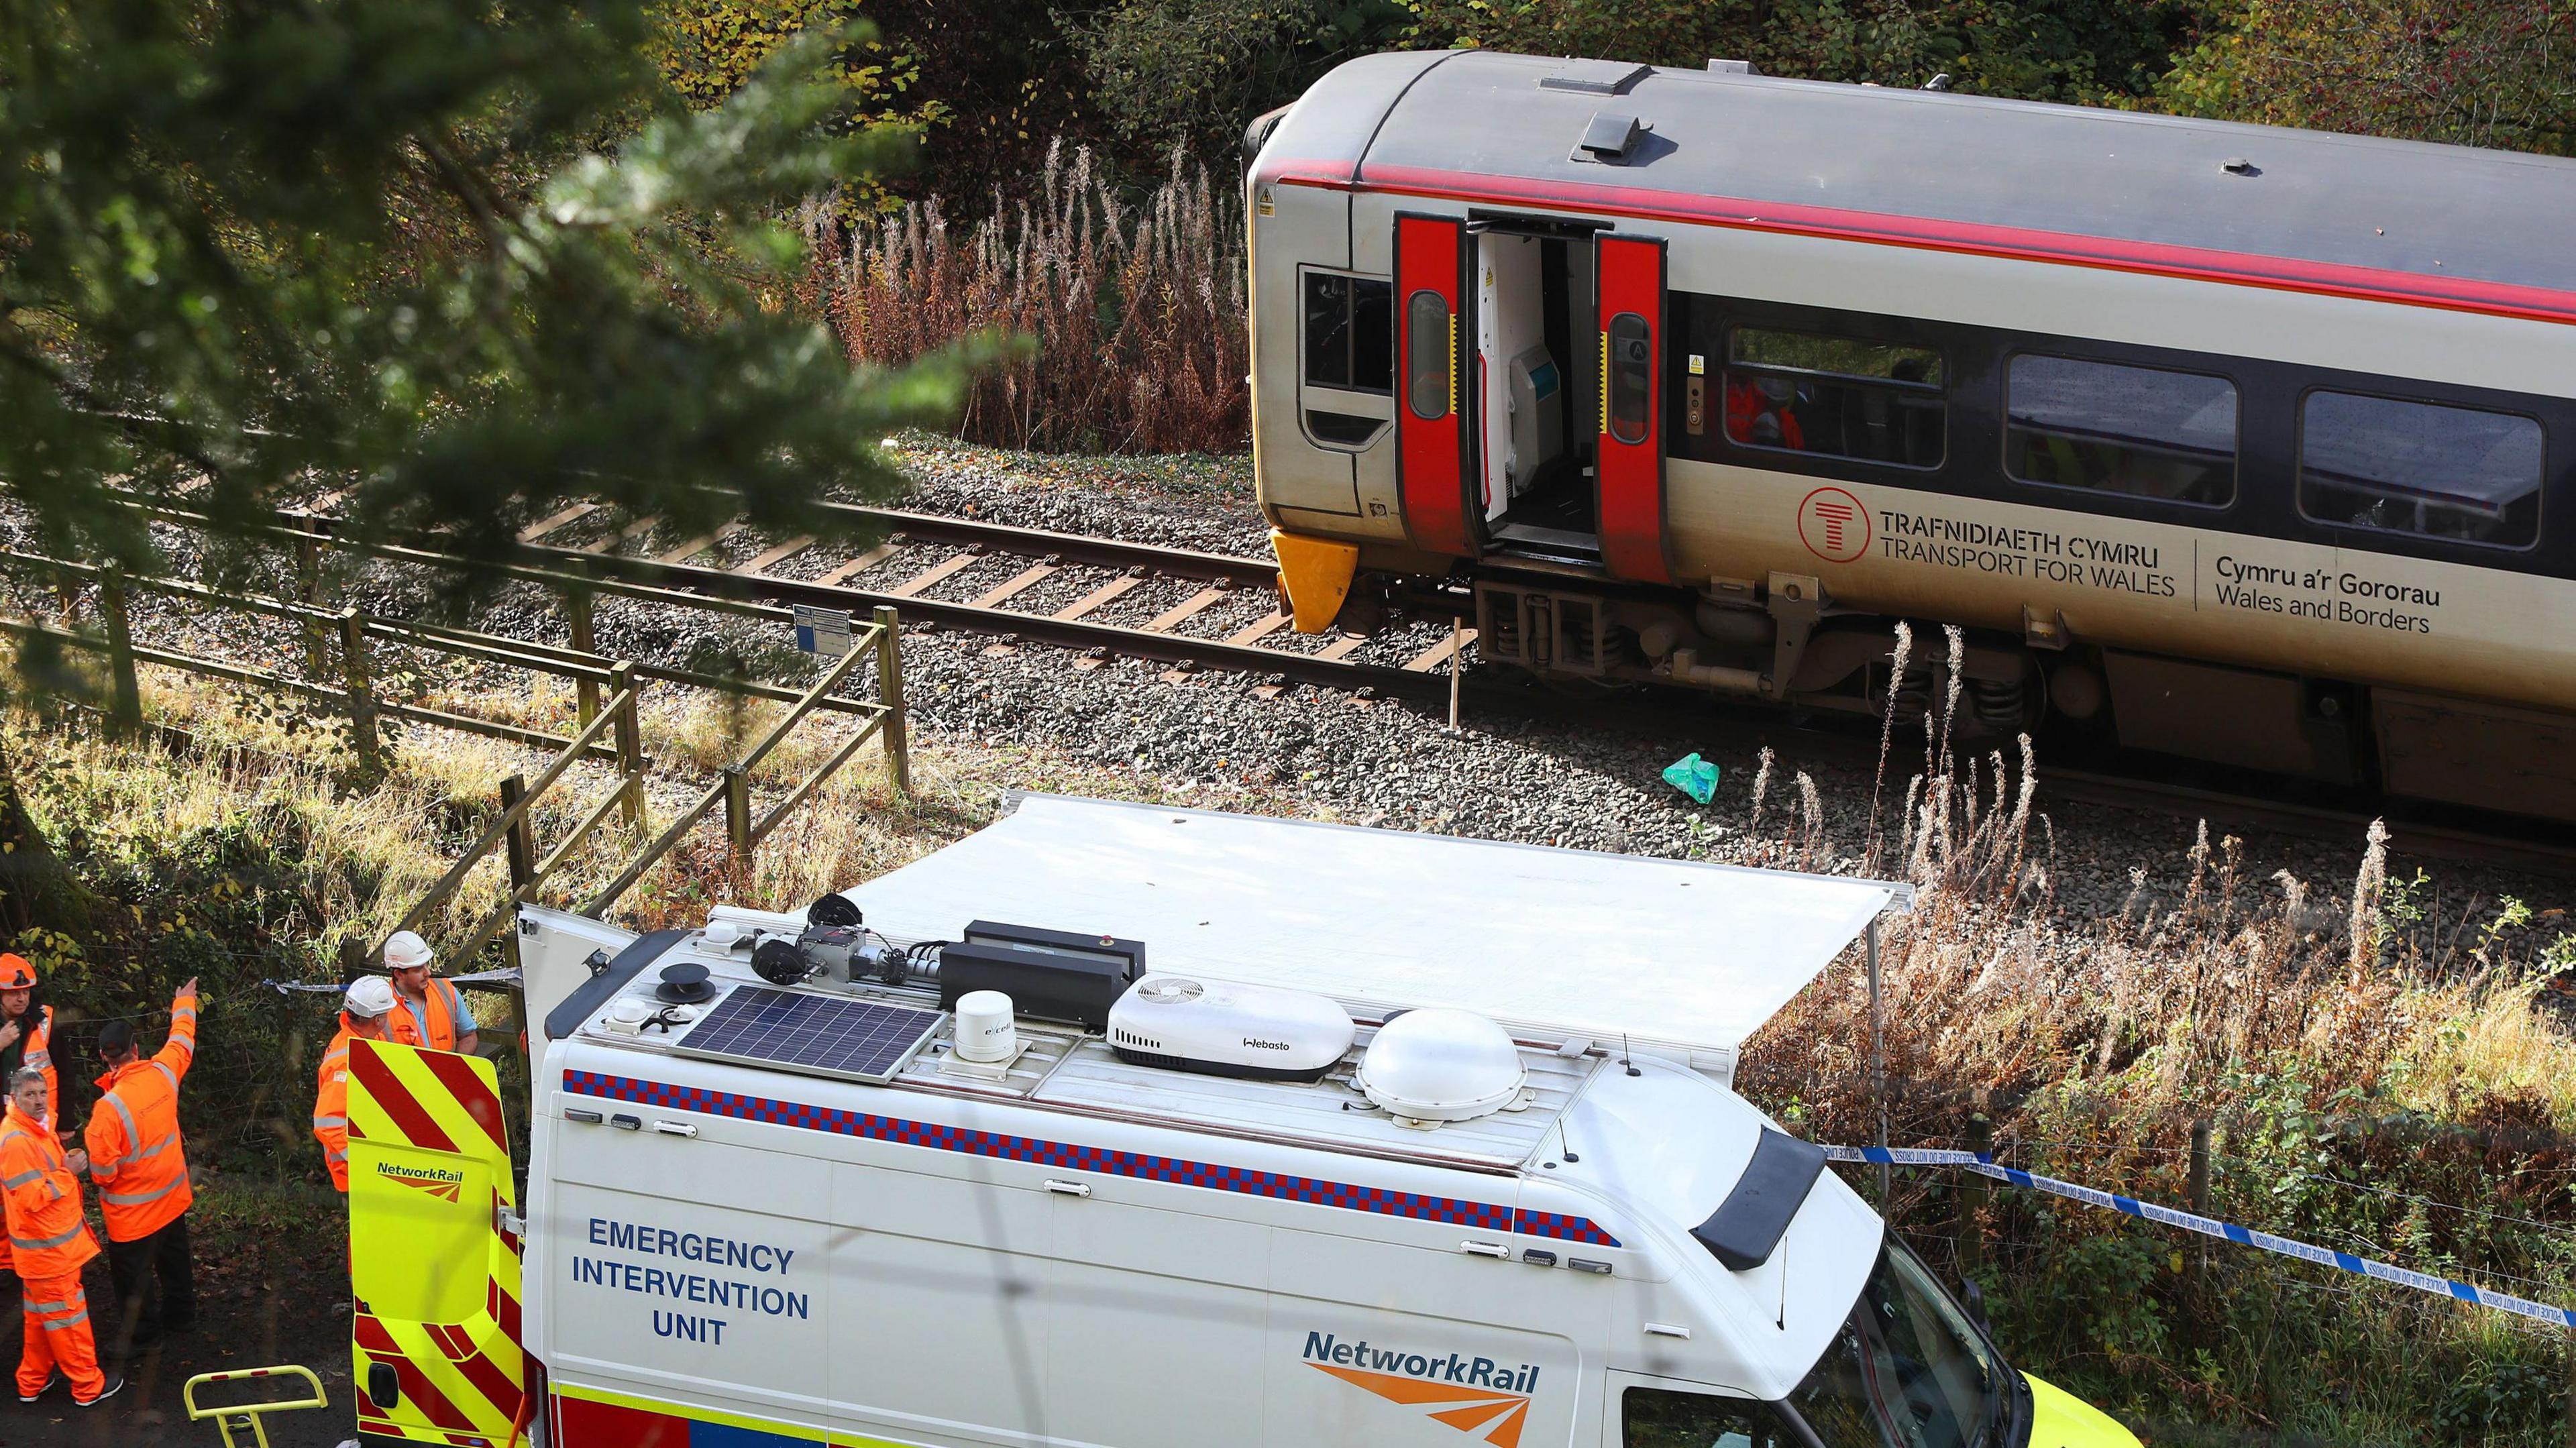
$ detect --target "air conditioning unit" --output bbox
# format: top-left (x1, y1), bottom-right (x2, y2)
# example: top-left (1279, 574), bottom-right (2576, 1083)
top-left (1108, 975), bottom-right (1355, 1082)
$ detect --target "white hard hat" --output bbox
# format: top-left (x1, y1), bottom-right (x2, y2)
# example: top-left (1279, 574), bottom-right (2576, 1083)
top-left (343, 975), bottom-right (399, 1020)
top-left (382, 931), bottom-right (433, 971)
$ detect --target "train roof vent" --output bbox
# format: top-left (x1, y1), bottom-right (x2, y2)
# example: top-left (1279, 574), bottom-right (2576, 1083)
top-left (1705, 58), bottom-right (1759, 75)
top-left (1540, 60), bottom-right (1650, 97)
top-left (1576, 111), bottom-right (1645, 163)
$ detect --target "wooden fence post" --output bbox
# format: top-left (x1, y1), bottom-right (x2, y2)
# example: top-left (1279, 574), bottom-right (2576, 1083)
top-left (99, 572), bottom-right (141, 733)
top-left (339, 936), bottom-right (368, 982)
top-left (1957, 1113), bottom-right (1990, 1280)
top-left (2188, 1118), bottom-right (2212, 1301)
top-left (1868, 914), bottom-right (1890, 1211)
top-left (498, 773), bottom-right (537, 892)
top-left (294, 534), bottom-right (330, 678)
top-left (498, 773), bottom-right (534, 977)
top-left (722, 765), bottom-right (753, 885)
top-left (873, 606), bottom-right (910, 798)
top-left (338, 608), bottom-right (381, 773)
top-left (566, 586), bottom-right (600, 729)
top-left (610, 661), bottom-right (645, 837)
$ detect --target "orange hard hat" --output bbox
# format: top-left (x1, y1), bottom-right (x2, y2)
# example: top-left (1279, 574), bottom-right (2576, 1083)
top-left (0, 956), bottom-right (33, 990)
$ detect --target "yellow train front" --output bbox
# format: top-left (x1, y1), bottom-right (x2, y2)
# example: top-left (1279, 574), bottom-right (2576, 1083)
top-left (1248, 50), bottom-right (2576, 822)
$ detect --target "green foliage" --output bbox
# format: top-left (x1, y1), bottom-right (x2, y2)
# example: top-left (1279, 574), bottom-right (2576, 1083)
top-left (1063, 0), bottom-right (1411, 161)
top-left (1399, 0), bottom-right (2214, 105)
top-left (0, 0), bottom-right (993, 601)
top-left (2159, 0), bottom-right (2576, 155)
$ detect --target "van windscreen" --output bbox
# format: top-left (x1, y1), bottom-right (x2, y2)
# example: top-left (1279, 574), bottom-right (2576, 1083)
top-left (1785, 1238), bottom-right (2006, 1448)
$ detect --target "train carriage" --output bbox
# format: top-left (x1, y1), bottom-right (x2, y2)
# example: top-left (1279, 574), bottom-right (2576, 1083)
top-left (1245, 50), bottom-right (2576, 820)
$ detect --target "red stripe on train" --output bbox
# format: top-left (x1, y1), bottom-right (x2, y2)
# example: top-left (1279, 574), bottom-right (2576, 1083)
top-left (1267, 163), bottom-right (2576, 327)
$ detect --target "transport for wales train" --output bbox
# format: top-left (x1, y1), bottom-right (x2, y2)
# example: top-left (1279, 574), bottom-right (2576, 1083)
top-left (1244, 51), bottom-right (2576, 820)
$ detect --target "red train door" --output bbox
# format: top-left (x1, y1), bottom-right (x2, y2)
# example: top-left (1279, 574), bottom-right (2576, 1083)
top-left (1594, 234), bottom-right (1673, 583)
top-left (1393, 213), bottom-right (1474, 557)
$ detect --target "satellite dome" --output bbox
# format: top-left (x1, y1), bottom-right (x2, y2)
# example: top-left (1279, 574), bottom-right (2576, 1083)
top-left (1355, 1009), bottom-right (1526, 1125)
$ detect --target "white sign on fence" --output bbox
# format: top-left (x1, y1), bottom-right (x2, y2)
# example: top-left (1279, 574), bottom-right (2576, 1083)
top-left (793, 604), bottom-right (853, 659)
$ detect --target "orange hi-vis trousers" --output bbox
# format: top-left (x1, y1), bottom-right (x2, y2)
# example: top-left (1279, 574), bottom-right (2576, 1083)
top-left (17, 1270), bottom-right (103, 1401)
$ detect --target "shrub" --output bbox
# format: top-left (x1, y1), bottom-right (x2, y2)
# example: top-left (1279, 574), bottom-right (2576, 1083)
top-left (802, 140), bottom-right (1249, 453)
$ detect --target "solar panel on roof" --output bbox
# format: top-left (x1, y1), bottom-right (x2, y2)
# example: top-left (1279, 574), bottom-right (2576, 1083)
top-left (671, 985), bottom-right (942, 1083)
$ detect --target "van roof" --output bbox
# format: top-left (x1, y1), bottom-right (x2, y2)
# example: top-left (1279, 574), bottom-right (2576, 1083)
top-left (829, 794), bottom-right (1908, 1064)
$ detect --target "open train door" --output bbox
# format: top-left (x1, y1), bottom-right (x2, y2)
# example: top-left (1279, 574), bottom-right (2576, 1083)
top-left (346, 1038), bottom-right (527, 1447)
top-left (1594, 234), bottom-right (1674, 583)
top-left (1393, 212), bottom-right (1475, 557)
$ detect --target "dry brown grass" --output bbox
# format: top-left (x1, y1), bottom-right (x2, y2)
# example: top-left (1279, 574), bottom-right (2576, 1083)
top-left (1724, 636), bottom-right (2576, 1439)
top-left (802, 141), bottom-right (1248, 453)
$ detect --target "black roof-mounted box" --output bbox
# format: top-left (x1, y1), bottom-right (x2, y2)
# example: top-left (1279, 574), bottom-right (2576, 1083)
top-left (1540, 60), bottom-right (1650, 96)
top-left (1576, 111), bottom-right (1646, 163)
top-left (1691, 1129), bottom-right (1829, 1271)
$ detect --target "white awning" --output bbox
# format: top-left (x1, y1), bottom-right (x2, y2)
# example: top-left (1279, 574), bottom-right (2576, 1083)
top-left (833, 794), bottom-right (1908, 1062)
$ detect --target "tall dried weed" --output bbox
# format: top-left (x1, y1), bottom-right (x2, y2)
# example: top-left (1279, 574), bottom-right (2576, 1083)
top-left (803, 142), bottom-right (1248, 453)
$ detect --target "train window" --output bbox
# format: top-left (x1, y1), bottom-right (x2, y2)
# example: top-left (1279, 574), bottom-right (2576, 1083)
top-left (1725, 327), bottom-right (1943, 467)
top-left (2298, 391), bottom-right (2542, 549)
top-left (1607, 313), bottom-right (1651, 444)
top-left (2005, 355), bottom-right (2237, 506)
top-left (1406, 289), bottom-right (1452, 420)
top-left (1303, 272), bottom-right (1392, 394)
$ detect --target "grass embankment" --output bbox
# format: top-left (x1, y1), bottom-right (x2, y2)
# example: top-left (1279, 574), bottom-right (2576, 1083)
top-left (5, 666), bottom-right (2573, 1445)
top-left (1735, 706), bottom-right (2576, 1443)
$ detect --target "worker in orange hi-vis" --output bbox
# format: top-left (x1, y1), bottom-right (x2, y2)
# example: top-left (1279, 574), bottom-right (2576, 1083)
top-left (1, 1068), bottom-right (119, 1406)
top-left (84, 980), bottom-right (201, 1362)
top-left (315, 977), bottom-right (398, 1192)
top-left (381, 932), bottom-right (479, 1056)
top-left (0, 954), bottom-right (56, 1355)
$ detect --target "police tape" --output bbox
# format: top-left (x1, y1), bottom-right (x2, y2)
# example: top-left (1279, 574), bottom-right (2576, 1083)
top-left (261, 968), bottom-right (523, 989)
top-left (1822, 1144), bottom-right (2576, 1331)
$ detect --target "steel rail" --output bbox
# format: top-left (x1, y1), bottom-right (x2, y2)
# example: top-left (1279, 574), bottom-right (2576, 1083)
top-left (807, 502), bottom-right (1281, 586)
top-left (125, 494), bottom-right (1443, 700)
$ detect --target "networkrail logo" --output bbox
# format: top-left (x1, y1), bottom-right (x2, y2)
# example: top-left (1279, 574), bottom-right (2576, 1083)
top-left (375, 1162), bottom-right (464, 1203)
top-left (1302, 1331), bottom-right (1538, 1447)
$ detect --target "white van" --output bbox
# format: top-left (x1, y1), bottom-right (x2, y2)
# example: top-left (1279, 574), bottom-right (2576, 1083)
top-left (341, 794), bottom-right (2141, 1448)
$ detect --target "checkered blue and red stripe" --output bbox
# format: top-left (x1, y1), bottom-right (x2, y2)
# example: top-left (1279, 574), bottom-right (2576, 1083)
top-left (563, 1070), bottom-right (1617, 1247)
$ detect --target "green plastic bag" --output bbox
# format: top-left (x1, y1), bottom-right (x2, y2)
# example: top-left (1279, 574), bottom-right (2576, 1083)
top-left (1662, 753), bottom-right (1719, 805)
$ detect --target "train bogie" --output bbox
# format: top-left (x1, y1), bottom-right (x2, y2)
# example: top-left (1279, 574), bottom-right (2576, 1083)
top-left (1246, 50), bottom-right (2576, 818)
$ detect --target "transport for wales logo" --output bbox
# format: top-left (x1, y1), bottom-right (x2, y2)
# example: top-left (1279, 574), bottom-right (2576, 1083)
top-left (1303, 1332), bottom-right (1537, 1447)
top-left (1797, 486), bottom-right (1870, 563)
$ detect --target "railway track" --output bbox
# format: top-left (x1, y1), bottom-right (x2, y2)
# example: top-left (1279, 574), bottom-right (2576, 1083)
top-left (112, 492), bottom-right (2576, 879)
top-left (252, 494), bottom-right (1476, 702)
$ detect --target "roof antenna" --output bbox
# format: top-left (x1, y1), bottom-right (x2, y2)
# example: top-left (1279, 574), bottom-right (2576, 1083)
top-left (1775, 1233), bottom-right (1791, 1330)
top-left (1560, 1119), bottom-right (1580, 1165)
top-left (1621, 1034), bottom-right (1641, 1077)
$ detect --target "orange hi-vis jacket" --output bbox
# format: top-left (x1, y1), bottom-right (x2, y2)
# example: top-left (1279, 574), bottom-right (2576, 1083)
top-left (388, 976), bottom-right (469, 1052)
top-left (83, 986), bottom-right (199, 1242)
top-left (12, 1005), bottom-right (55, 1125)
top-left (0, 1101), bottom-right (97, 1280)
top-left (0, 1005), bottom-right (58, 1276)
top-left (315, 1022), bottom-right (355, 1191)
